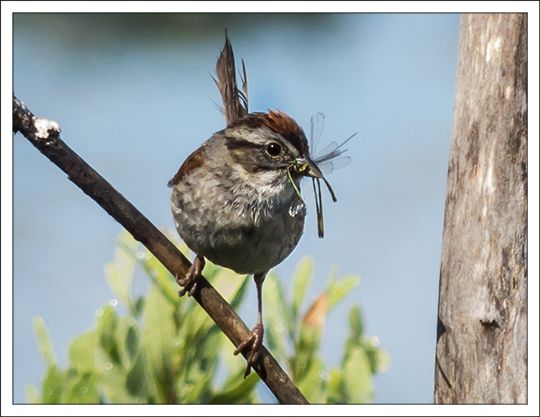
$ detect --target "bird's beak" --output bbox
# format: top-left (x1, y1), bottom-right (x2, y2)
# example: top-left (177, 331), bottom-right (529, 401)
top-left (296, 155), bottom-right (338, 204)
top-left (296, 156), bottom-right (323, 179)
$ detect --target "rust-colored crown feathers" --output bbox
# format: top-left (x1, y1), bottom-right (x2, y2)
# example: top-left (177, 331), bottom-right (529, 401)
top-left (229, 110), bottom-right (309, 155)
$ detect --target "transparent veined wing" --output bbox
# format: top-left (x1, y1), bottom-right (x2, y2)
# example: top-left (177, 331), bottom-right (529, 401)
top-left (315, 141), bottom-right (339, 160)
top-left (310, 111), bottom-right (356, 173)
top-left (313, 132), bottom-right (357, 164)
top-left (317, 155), bottom-right (352, 175)
top-left (310, 112), bottom-right (325, 156)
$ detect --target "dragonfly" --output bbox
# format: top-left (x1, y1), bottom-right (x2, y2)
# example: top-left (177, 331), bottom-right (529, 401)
top-left (310, 112), bottom-right (356, 238)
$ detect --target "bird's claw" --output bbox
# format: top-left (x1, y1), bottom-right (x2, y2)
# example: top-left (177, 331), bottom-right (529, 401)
top-left (234, 322), bottom-right (264, 378)
top-left (177, 255), bottom-right (205, 297)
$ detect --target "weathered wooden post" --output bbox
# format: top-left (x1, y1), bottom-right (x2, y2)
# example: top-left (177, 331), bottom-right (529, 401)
top-left (435, 14), bottom-right (527, 404)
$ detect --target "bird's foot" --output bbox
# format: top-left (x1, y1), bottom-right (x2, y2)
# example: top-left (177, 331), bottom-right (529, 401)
top-left (177, 255), bottom-right (205, 297)
top-left (234, 322), bottom-right (264, 378)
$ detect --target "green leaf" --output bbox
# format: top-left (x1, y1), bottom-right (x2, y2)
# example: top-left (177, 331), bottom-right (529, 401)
top-left (125, 352), bottom-right (149, 398)
top-left (292, 256), bottom-right (314, 324)
top-left (32, 316), bottom-right (57, 366)
top-left (262, 272), bottom-right (290, 363)
top-left (180, 300), bottom-right (218, 366)
top-left (134, 296), bottom-right (145, 316)
top-left (143, 287), bottom-right (177, 403)
top-left (41, 364), bottom-right (64, 404)
top-left (294, 321), bottom-right (321, 382)
top-left (25, 384), bottom-right (40, 403)
top-left (94, 353), bottom-right (133, 404)
top-left (118, 227), bottom-right (183, 309)
top-left (326, 274), bottom-right (360, 312)
top-left (348, 305), bottom-right (364, 342)
top-left (139, 249), bottom-right (179, 307)
top-left (97, 305), bottom-right (122, 366)
top-left (69, 332), bottom-right (95, 375)
top-left (295, 357), bottom-right (327, 404)
top-left (294, 293), bottom-right (327, 382)
top-left (182, 373), bottom-right (213, 404)
top-left (189, 329), bottom-right (222, 382)
top-left (210, 371), bottom-right (259, 404)
top-left (65, 372), bottom-right (99, 404)
top-left (343, 346), bottom-right (373, 403)
top-left (125, 325), bottom-right (139, 362)
top-left (228, 274), bottom-right (251, 311)
top-left (363, 339), bottom-right (391, 375)
top-left (326, 367), bottom-right (345, 404)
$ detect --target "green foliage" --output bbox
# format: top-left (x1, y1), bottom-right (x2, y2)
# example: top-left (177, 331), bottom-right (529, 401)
top-left (27, 230), bottom-right (389, 404)
top-left (263, 257), bottom-right (391, 404)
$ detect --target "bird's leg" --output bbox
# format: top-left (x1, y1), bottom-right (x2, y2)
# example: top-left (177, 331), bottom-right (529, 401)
top-left (177, 254), bottom-right (205, 297)
top-left (234, 270), bottom-right (267, 378)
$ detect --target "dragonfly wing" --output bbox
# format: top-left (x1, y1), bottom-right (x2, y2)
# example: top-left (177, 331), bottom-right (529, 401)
top-left (315, 141), bottom-right (339, 160)
top-left (317, 160), bottom-right (334, 175)
top-left (316, 156), bottom-right (351, 175)
top-left (327, 156), bottom-right (351, 170)
top-left (310, 112), bottom-right (325, 155)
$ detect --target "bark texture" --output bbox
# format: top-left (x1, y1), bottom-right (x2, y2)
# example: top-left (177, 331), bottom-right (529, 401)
top-left (435, 14), bottom-right (527, 404)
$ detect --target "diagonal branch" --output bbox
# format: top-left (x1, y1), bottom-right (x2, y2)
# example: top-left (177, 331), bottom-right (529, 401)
top-left (13, 94), bottom-right (309, 405)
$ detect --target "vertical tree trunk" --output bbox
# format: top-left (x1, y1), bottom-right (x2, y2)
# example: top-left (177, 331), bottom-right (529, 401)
top-left (434, 14), bottom-right (527, 404)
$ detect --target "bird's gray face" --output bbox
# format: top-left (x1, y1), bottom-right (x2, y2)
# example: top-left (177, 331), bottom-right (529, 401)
top-left (222, 111), bottom-right (324, 183)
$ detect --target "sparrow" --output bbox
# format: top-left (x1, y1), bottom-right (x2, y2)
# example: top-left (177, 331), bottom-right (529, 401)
top-left (169, 33), bottom-right (352, 377)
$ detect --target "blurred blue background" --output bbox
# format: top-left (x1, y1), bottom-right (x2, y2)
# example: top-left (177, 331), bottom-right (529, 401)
top-left (13, 13), bottom-right (461, 403)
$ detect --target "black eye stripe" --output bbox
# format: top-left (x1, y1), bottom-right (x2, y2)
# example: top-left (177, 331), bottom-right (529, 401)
top-left (224, 136), bottom-right (255, 151)
top-left (225, 136), bottom-right (288, 157)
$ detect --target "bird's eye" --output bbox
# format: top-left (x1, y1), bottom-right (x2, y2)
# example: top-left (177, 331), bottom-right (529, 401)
top-left (265, 142), bottom-right (283, 158)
